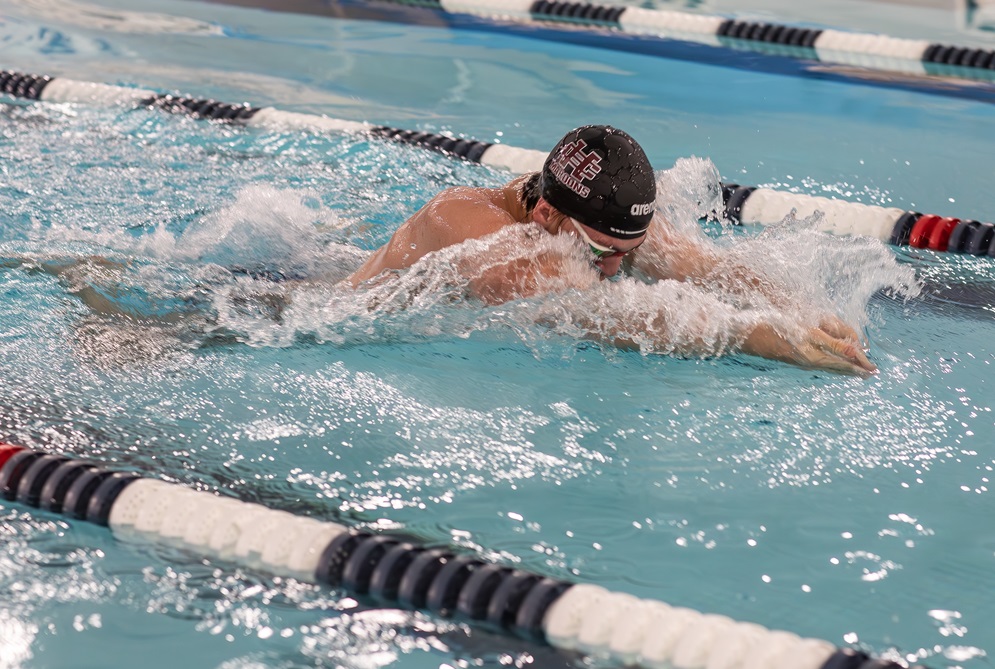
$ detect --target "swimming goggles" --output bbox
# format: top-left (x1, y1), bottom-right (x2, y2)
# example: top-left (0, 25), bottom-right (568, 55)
top-left (569, 218), bottom-right (642, 259)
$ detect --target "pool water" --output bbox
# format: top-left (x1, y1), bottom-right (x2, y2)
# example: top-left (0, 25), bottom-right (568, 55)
top-left (1, 0), bottom-right (994, 668)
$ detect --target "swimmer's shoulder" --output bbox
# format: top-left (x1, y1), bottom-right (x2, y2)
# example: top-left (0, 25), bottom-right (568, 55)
top-left (417, 184), bottom-right (519, 242)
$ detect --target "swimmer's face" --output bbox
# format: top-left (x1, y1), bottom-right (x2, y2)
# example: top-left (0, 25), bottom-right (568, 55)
top-left (567, 218), bottom-right (646, 278)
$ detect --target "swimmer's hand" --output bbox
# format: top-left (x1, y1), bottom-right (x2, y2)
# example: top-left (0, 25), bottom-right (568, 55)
top-left (742, 323), bottom-right (877, 377)
top-left (817, 314), bottom-right (866, 347)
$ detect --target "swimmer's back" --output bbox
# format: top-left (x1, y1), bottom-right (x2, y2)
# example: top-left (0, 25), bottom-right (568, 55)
top-left (347, 179), bottom-right (527, 286)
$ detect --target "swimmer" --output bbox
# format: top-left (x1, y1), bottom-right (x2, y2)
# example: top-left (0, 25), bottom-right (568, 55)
top-left (4, 126), bottom-right (875, 374)
top-left (349, 125), bottom-right (876, 376)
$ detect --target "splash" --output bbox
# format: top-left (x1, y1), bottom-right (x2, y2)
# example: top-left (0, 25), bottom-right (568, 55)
top-left (142, 184), bottom-right (362, 279)
top-left (4, 170), bottom-right (920, 363)
top-left (732, 211), bottom-right (921, 330)
top-left (648, 157), bottom-right (920, 334)
top-left (654, 156), bottom-right (724, 232)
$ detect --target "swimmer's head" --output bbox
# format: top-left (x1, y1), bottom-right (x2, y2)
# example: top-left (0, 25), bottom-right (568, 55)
top-left (540, 125), bottom-right (656, 241)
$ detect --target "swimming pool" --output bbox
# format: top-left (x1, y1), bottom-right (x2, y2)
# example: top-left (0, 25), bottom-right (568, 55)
top-left (1, 0), bottom-right (994, 667)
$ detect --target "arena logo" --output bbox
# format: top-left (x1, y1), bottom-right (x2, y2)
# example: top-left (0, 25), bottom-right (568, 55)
top-left (630, 202), bottom-right (654, 216)
top-left (549, 139), bottom-right (603, 197)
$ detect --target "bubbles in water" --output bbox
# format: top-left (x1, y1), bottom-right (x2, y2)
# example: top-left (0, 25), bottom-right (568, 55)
top-left (0, 612), bottom-right (37, 668)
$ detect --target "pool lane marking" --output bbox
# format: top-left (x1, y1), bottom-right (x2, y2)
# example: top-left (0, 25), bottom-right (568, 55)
top-left (2, 69), bottom-right (991, 256)
top-left (0, 444), bottom-right (928, 669)
top-left (365, 0), bottom-right (995, 84)
top-left (719, 184), bottom-right (995, 255)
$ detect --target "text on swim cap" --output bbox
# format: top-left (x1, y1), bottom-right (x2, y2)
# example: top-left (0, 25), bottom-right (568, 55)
top-left (630, 203), bottom-right (654, 216)
top-left (549, 139), bottom-right (603, 198)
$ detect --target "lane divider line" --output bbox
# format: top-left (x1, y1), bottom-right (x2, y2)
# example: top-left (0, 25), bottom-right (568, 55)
top-left (719, 184), bottom-right (994, 255)
top-left (2, 68), bottom-right (990, 257)
top-left (334, 0), bottom-right (995, 86)
top-left (0, 443), bottom-right (927, 669)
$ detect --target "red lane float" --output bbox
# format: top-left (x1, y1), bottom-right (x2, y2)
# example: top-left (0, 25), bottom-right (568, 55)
top-left (927, 217), bottom-right (961, 252)
top-left (0, 444), bottom-right (25, 470)
top-left (909, 214), bottom-right (943, 248)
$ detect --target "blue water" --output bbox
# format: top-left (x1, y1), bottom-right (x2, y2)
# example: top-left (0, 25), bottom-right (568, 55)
top-left (1, 1), bottom-right (995, 668)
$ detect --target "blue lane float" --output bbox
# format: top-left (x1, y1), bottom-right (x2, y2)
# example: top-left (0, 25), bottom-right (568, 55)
top-left (0, 443), bottom-right (927, 669)
top-left (2, 69), bottom-right (991, 256)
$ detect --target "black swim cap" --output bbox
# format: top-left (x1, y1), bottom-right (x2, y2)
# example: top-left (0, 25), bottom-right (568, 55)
top-left (541, 125), bottom-right (656, 240)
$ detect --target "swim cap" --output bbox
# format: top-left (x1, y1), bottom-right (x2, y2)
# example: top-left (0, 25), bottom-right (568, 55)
top-left (541, 125), bottom-right (656, 240)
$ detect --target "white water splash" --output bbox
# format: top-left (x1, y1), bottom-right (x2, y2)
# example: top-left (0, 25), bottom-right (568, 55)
top-left (142, 185), bottom-right (362, 278)
top-left (649, 157), bottom-right (919, 332)
top-left (655, 156), bottom-right (724, 233)
top-left (5, 173), bottom-right (920, 360)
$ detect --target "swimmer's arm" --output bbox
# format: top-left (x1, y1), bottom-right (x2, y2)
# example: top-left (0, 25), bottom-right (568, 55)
top-left (737, 322), bottom-right (875, 375)
top-left (590, 313), bottom-right (875, 376)
top-left (2, 255), bottom-right (191, 322)
top-left (24, 258), bottom-right (131, 319)
top-left (463, 251), bottom-right (578, 305)
top-left (630, 216), bottom-right (862, 343)
top-left (629, 214), bottom-right (762, 288)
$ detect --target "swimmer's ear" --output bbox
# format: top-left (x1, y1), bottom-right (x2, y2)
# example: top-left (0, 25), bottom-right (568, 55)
top-left (532, 198), bottom-right (552, 222)
top-left (532, 198), bottom-right (562, 232)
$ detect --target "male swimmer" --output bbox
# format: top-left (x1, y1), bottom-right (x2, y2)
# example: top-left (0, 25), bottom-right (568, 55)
top-left (348, 125), bottom-right (876, 376)
top-left (4, 125), bottom-right (875, 374)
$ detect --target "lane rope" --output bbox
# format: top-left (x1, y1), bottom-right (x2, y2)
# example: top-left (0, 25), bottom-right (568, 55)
top-left (328, 0), bottom-right (995, 85)
top-left (719, 184), bottom-right (995, 255)
top-left (2, 69), bottom-right (990, 256)
top-left (0, 443), bottom-right (927, 669)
